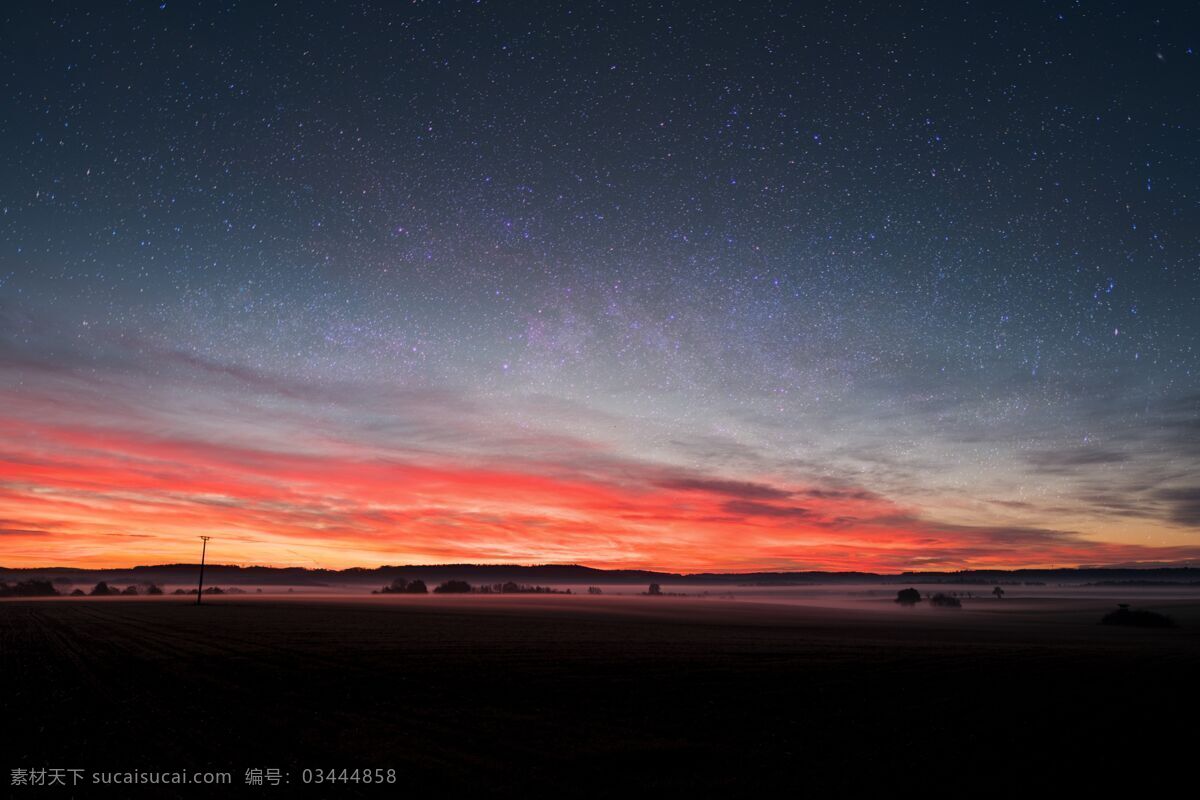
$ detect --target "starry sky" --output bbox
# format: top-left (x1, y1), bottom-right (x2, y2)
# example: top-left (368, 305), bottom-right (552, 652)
top-left (1, 1), bottom-right (1198, 571)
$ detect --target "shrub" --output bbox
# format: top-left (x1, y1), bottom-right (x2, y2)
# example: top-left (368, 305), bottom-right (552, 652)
top-left (1101, 605), bottom-right (1176, 629)
top-left (90, 581), bottom-right (114, 596)
top-left (930, 593), bottom-right (962, 608)
top-left (895, 587), bottom-right (921, 605)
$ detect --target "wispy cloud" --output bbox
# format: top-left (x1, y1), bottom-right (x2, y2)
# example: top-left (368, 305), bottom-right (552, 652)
top-left (654, 477), bottom-right (793, 500)
top-left (1154, 487), bottom-right (1200, 527)
top-left (1024, 448), bottom-right (1130, 472)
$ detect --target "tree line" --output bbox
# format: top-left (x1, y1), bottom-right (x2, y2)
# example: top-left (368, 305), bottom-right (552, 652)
top-left (373, 578), bottom-right (570, 595)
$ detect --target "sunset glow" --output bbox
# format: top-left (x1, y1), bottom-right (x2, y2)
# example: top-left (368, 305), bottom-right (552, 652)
top-left (2, 339), bottom-right (1197, 571)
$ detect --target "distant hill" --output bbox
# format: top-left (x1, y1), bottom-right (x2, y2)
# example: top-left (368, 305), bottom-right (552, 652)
top-left (2, 563), bottom-right (1199, 589)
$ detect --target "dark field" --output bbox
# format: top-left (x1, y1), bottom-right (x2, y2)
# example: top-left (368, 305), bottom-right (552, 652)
top-left (5, 595), bottom-right (1199, 796)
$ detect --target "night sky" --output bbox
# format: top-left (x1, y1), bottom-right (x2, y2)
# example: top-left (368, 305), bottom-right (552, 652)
top-left (2, 1), bottom-right (1198, 570)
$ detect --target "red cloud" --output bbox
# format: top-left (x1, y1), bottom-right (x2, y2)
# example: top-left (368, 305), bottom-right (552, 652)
top-left (3, 411), bottom-right (1199, 571)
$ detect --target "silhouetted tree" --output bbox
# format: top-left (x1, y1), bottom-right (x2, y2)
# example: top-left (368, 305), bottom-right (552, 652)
top-left (587, 586), bottom-right (602, 595)
top-left (70, 588), bottom-right (85, 597)
top-left (0, 579), bottom-right (59, 597)
top-left (121, 585), bottom-right (139, 595)
top-left (647, 583), bottom-right (663, 596)
top-left (377, 577), bottom-right (429, 594)
top-left (433, 579), bottom-right (472, 594)
top-left (992, 586), bottom-right (1005, 599)
top-left (90, 581), bottom-right (114, 596)
top-left (895, 587), bottom-right (921, 605)
top-left (930, 593), bottom-right (961, 608)
top-left (145, 584), bottom-right (164, 595)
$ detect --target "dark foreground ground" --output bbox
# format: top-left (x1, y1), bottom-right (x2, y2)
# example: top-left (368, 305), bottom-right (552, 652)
top-left (5, 595), bottom-right (1199, 796)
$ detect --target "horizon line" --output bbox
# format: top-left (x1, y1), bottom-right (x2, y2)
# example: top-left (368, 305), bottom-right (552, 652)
top-left (5, 561), bottom-right (1200, 576)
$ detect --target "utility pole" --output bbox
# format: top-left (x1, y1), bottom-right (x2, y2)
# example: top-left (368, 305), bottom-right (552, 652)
top-left (196, 536), bottom-right (211, 605)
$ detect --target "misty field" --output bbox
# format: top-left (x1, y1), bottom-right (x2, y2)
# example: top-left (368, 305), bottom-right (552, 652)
top-left (5, 595), bottom-right (1199, 795)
